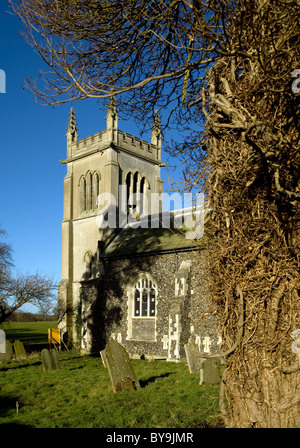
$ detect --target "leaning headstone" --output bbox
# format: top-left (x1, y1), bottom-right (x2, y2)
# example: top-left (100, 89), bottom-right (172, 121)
top-left (199, 358), bottom-right (221, 385)
top-left (14, 340), bottom-right (27, 360)
top-left (101, 338), bottom-right (140, 393)
top-left (184, 342), bottom-right (201, 373)
top-left (0, 340), bottom-right (13, 362)
top-left (100, 349), bottom-right (107, 368)
top-left (41, 348), bottom-right (59, 372)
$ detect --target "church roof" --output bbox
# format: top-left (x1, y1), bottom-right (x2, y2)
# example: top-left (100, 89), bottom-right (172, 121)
top-left (101, 212), bottom-right (204, 259)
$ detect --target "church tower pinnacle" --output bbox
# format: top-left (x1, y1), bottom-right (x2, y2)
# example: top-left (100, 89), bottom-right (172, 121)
top-left (66, 106), bottom-right (78, 157)
top-left (151, 110), bottom-right (162, 149)
top-left (106, 95), bottom-right (119, 142)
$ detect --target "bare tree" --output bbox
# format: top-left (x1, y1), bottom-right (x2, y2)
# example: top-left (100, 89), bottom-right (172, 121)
top-left (11, 0), bottom-right (300, 427)
top-left (10, 0), bottom-right (233, 125)
top-left (0, 227), bottom-right (57, 323)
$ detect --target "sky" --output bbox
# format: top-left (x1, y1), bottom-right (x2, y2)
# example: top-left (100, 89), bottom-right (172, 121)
top-left (0, 1), bottom-right (182, 312)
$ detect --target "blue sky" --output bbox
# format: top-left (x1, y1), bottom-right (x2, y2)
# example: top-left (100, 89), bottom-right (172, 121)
top-left (0, 1), bottom-right (182, 312)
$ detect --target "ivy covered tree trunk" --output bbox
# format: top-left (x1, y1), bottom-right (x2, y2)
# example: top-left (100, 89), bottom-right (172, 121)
top-left (204, 52), bottom-right (300, 427)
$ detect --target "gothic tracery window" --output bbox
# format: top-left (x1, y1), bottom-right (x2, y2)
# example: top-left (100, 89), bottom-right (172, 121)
top-left (79, 171), bottom-right (100, 214)
top-left (125, 171), bottom-right (148, 216)
top-left (128, 275), bottom-right (157, 342)
top-left (93, 172), bottom-right (100, 208)
top-left (133, 277), bottom-right (157, 318)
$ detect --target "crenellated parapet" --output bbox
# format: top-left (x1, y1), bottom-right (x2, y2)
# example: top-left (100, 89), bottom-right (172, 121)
top-left (68, 128), bottom-right (160, 163)
top-left (64, 98), bottom-right (161, 164)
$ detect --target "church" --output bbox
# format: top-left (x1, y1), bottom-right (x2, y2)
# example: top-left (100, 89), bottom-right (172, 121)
top-left (58, 99), bottom-right (220, 360)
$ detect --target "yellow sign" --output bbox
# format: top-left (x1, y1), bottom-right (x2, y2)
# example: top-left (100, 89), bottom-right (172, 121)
top-left (48, 328), bottom-right (60, 344)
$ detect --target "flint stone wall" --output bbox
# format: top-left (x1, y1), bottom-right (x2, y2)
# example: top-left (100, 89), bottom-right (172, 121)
top-left (81, 248), bottom-right (220, 359)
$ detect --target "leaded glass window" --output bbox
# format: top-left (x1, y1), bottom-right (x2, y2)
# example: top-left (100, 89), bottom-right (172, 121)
top-left (133, 277), bottom-right (157, 318)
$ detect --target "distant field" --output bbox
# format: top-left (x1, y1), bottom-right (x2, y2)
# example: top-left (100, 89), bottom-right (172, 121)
top-left (1, 321), bottom-right (57, 344)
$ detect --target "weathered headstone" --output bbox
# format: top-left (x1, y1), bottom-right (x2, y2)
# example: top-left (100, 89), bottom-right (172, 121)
top-left (0, 329), bottom-right (5, 354)
top-left (14, 340), bottom-right (27, 360)
top-left (42, 349), bottom-right (53, 372)
top-left (50, 348), bottom-right (60, 370)
top-left (199, 358), bottom-right (221, 385)
top-left (184, 342), bottom-right (201, 373)
top-left (41, 348), bottom-right (59, 372)
top-left (0, 340), bottom-right (13, 362)
top-left (100, 349), bottom-right (107, 368)
top-left (6, 340), bottom-right (13, 358)
top-left (101, 338), bottom-right (140, 393)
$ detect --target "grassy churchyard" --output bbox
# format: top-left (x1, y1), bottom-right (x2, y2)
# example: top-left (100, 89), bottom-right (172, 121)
top-left (0, 322), bottom-right (223, 428)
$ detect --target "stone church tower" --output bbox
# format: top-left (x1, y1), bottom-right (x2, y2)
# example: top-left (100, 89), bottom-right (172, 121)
top-left (58, 99), bottom-right (164, 345)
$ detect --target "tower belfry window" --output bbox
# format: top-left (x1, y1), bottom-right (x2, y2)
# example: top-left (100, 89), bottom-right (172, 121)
top-left (86, 171), bottom-right (92, 211)
top-left (140, 177), bottom-right (146, 215)
top-left (94, 172), bottom-right (100, 208)
top-left (79, 171), bottom-right (101, 215)
top-left (125, 171), bottom-right (149, 217)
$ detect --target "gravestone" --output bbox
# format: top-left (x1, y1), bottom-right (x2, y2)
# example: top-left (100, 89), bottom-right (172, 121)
top-left (100, 349), bottom-right (107, 368)
top-left (0, 340), bottom-right (13, 362)
top-left (42, 349), bottom-right (53, 372)
top-left (41, 348), bottom-right (59, 372)
top-left (199, 358), bottom-right (221, 385)
top-left (0, 329), bottom-right (5, 354)
top-left (184, 342), bottom-right (201, 373)
top-left (50, 349), bottom-right (60, 370)
top-left (14, 340), bottom-right (27, 360)
top-left (6, 340), bottom-right (14, 358)
top-left (101, 338), bottom-right (140, 393)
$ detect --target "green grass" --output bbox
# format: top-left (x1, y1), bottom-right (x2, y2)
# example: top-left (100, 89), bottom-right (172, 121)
top-left (0, 352), bottom-right (223, 428)
top-left (0, 322), bottom-right (223, 428)
top-left (1, 321), bottom-right (57, 344)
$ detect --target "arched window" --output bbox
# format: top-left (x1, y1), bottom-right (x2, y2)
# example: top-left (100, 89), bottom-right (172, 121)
top-left (133, 277), bottom-right (156, 317)
top-left (125, 171), bottom-right (132, 212)
top-left (79, 171), bottom-right (101, 215)
top-left (83, 251), bottom-right (93, 279)
top-left (79, 176), bottom-right (87, 214)
top-left (133, 171), bottom-right (139, 213)
top-left (86, 171), bottom-right (93, 211)
top-left (82, 250), bottom-right (99, 280)
top-left (125, 171), bottom-right (149, 217)
top-left (140, 176), bottom-right (147, 215)
top-left (93, 172), bottom-right (100, 208)
top-left (127, 274), bottom-right (157, 341)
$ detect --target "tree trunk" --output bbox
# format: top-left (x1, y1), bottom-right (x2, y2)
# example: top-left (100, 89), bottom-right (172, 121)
top-left (221, 325), bottom-right (300, 427)
top-left (205, 137), bottom-right (300, 427)
top-left (206, 186), bottom-right (300, 427)
top-left (204, 53), bottom-right (300, 427)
